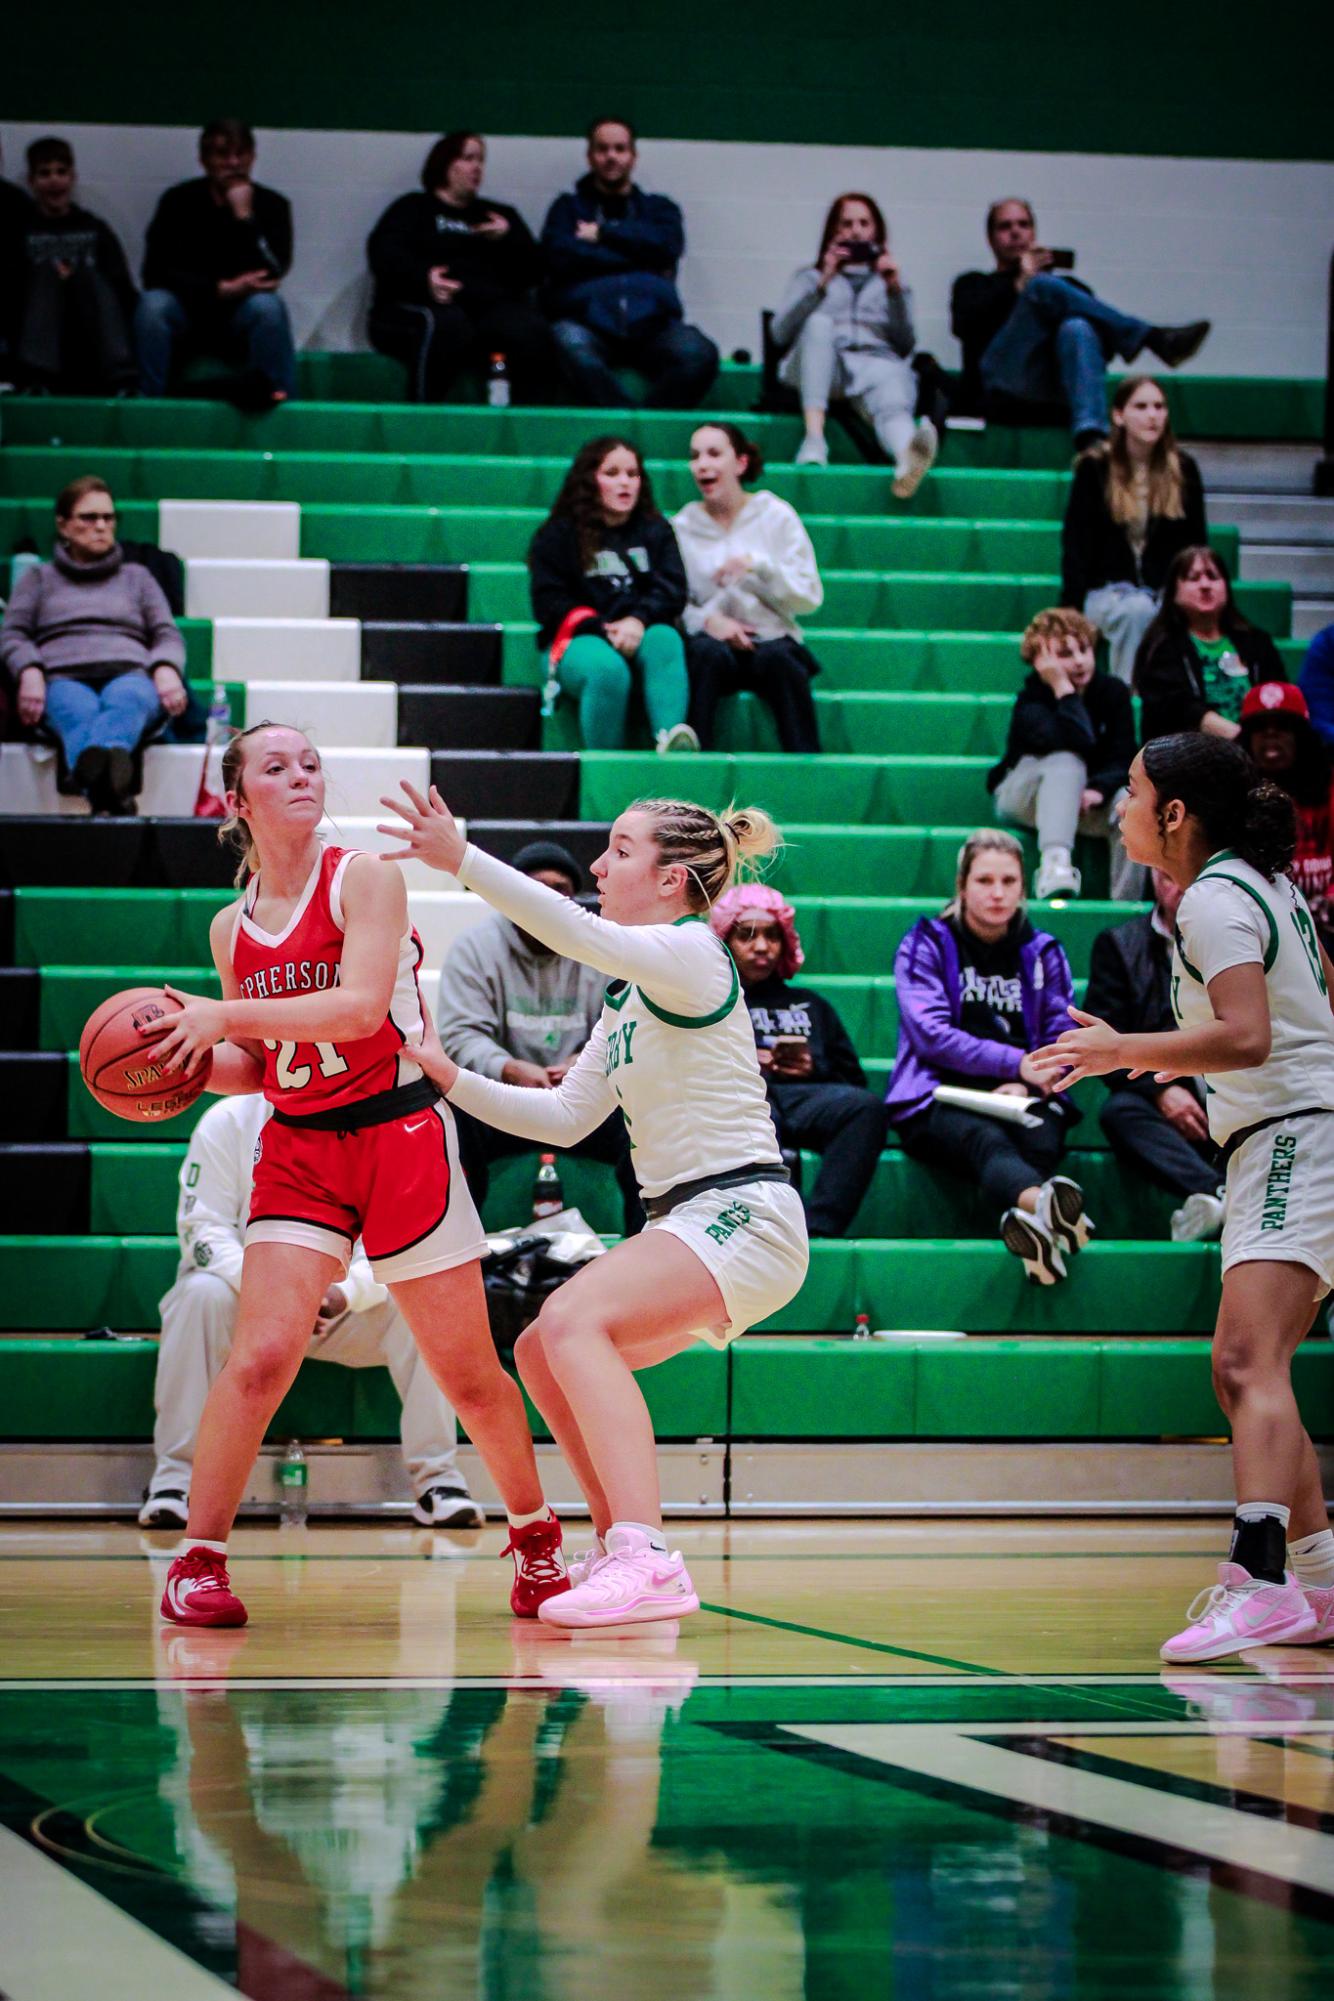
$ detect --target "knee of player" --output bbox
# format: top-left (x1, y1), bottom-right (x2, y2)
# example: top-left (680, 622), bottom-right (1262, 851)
top-left (512, 1323), bottom-right (546, 1382)
top-left (1211, 1331), bottom-right (1263, 1408)
top-left (228, 1332), bottom-right (301, 1402)
top-left (534, 1289), bottom-right (599, 1353)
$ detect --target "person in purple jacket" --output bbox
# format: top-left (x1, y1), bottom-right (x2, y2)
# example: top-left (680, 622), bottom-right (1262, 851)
top-left (885, 830), bottom-right (1094, 1285)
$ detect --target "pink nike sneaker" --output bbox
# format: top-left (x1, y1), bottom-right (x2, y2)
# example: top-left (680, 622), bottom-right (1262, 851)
top-left (538, 1525), bottom-right (700, 1628)
top-left (1160, 1562), bottom-right (1317, 1663)
top-left (1289, 1583), bottom-right (1334, 1644)
top-left (160, 1546), bottom-right (247, 1628)
top-left (565, 1537), bottom-right (608, 1588)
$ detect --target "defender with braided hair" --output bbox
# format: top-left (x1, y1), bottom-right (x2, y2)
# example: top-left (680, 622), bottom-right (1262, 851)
top-left (380, 783), bottom-right (810, 1627)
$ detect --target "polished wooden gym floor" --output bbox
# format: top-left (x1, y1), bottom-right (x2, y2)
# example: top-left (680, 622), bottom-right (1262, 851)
top-left (1, 1520), bottom-right (1331, 1998)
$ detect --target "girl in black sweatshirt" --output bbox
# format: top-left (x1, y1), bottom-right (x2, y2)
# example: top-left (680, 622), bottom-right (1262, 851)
top-left (527, 436), bottom-right (694, 751)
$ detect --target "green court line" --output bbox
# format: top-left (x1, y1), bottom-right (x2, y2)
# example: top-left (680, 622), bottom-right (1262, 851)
top-left (699, 1600), bottom-right (1001, 1675)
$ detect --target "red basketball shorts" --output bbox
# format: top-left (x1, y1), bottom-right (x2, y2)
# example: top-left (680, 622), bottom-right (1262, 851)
top-left (247, 1098), bottom-right (486, 1283)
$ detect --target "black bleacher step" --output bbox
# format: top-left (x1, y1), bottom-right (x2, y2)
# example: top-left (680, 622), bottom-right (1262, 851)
top-left (0, 969), bottom-right (39, 1049)
top-left (399, 686), bottom-right (540, 752)
top-left (330, 563), bottom-right (468, 622)
top-left (0, 888), bottom-right (11, 964)
top-left (467, 821), bottom-right (611, 875)
top-left (1, 1142), bottom-right (89, 1232)
top-left (0, 1053), bottom-right (67, 1141)
top-left (361, 622), bottom-right (502, 685)
top-left (0, 818), bottom-right (233, 890)
top-left (429, 752), bottom-right (578, 821)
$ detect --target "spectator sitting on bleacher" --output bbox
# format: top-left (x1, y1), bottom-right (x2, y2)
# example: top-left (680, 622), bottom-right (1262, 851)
top-left (771, 191), bottom-right (937, 496)
top-left (950, 198), bottom-right (1210, 449)
top-left (135, 118), bottom-right (295, 407)
top-left (526, 434), bottom-right (696, 751)
top-left (1061, 376), bottom-right (1206, 686)
top-left (140, 1092), bottom-right (482, 1531)
top-left (540, 117), bottom-right (718, 409)
top-left (367, 132), bottom-right (555, 404)
top-left (0, 476), bottom-right (187, 812)
top-left (885, 830), bottom-right (1092, 1286)
top-left (1133, 545), bottom-right (1286, 745)
top-left (712, 883), bottom-right (887, 1237)
top-left (1238, 682), bottom-right (1334, 953)
top-left (8, 137), bottom-right (138, 395)
top-left (435, 839), bottom-right (642, 1235)
top-left (1085, 867), bottom-right (1225, 1243)
top-left (1298, 620), bottom-right (1334, 751)
top-left (988, 607), bottom-right (1137, 901)
top-left (673, 422), bottom-right (823, 754)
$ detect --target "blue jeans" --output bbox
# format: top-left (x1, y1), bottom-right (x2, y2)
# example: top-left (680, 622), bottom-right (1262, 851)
top-left (551, 317), bottom-right (719, 408)
top-left (135, 286), bottom-right (297, 398)
top-left (43, 670), bottom-right (163, 774)
top-left (980, 275), bottom-right (1150, 438)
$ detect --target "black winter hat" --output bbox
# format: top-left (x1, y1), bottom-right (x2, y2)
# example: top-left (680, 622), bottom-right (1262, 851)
top-left (511, 839), bottom-right (584, 891)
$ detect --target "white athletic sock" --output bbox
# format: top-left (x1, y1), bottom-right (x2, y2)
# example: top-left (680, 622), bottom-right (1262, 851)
top-left (1234, 1502), bottom-right (1291, 1527)
top-left (610, 1520), bottom-right (669, 1555)
top-left (1289, 1528), bottom-right (1334, 1589)
top-left (506, 1504), bottom-right (552, 1531)
top-left (181, 1537), bottom-right (227, 1556)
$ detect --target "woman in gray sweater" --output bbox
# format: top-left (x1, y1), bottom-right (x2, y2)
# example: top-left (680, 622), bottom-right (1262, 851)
top-left (1, 474), bottom-right (187, 811)
top-left (772, 191), bottom-right (937, 498)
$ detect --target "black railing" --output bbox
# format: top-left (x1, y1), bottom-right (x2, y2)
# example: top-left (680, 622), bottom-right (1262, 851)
top-left (1317, 244), bottom-right (1334, 497)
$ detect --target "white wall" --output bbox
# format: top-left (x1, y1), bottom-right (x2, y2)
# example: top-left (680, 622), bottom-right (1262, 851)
top-left (4, 121), bottom-right (1330, 377)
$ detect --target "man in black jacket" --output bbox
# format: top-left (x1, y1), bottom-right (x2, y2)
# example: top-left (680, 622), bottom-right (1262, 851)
top-left (1085, 870), bottom-right (1224, 1241)
top-left (989, 608), bottom-right (1138, 900)
top-left (713, 887), bottom-right (888, 1237)
top-left (541, 118), bottom-right (717, 408)
top-left (8, 137), bottom-right (137, 393)
top-left (950, 198), bottom-right (1209, 447)
top-left (135, 119), bottom-right (295, 404)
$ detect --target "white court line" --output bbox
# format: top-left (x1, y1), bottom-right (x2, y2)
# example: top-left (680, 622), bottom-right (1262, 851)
top-left (785, 1724), bottom-right (1334, 1898)
top-left (0, 1823), bottom-right (233, 2001)
top-left (1, 1670), bottom-right (1331, 1692)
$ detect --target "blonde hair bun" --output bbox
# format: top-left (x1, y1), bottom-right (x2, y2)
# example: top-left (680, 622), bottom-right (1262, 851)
top-left (721, 804), bottom-right (782, 880)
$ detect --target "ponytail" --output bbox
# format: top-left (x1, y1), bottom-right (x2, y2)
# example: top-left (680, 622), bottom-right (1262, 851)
top-left (1140, 732), bottom-right (1297, 881)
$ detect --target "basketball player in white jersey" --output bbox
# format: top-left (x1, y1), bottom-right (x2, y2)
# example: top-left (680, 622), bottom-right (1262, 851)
top-left (380, 784), bottom-right (811, 1627)
top-left (1033, 733), bottom-right (1334, 1662)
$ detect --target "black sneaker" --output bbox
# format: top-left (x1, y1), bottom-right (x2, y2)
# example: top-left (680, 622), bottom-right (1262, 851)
top-left (1146, 320), bottom-right (1211, 368)
top-left (1043, 1176), bottom-right (1096, 1256)
top-left (412, 1484), bottom-right (485, 1529)
top-left (1000, 1208), bottom-right (1067, 1285)
top-left (138, 1487), bottom-right (189, 1529)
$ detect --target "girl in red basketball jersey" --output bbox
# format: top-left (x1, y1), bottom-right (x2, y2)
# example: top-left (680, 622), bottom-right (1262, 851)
top-left (149, 724), bottom-right (568, 1627)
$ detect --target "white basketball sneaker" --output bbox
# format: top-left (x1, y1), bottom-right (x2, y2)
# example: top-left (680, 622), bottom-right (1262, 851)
top-left (538, 1525), bottom-right (700, 1628)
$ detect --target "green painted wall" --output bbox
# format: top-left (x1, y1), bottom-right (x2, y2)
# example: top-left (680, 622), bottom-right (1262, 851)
top-left (4, 0), bottom-right (1328, 162)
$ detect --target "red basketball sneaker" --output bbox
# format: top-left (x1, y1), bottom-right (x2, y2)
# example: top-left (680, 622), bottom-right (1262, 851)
top-left (160, 1546), bottom-right (248, 1627)
top-left (503, 1514), bottom-right (570, 1618)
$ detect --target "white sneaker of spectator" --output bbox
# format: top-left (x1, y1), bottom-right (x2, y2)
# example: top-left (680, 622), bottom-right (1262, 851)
top-left (1034, 846), bottom-right (1081, 899)
top-left (1170, 1189), bottom-right (1226, 1243)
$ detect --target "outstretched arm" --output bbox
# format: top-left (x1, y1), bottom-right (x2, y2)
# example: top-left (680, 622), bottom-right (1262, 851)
top-left (419, 1012), bottom-right (618, 1146)
top-left (1029, 963), bottom-right (1272, 1089)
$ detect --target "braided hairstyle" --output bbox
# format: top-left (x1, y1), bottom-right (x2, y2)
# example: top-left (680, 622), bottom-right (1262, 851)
top-left (1140, 732), bottom-right (1296, 882)
top-left (632, 797), bottom-right (782, 911)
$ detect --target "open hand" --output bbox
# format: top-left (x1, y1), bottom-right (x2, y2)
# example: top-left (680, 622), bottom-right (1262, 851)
top-left (153, 664), bottom-right (188, 717)
top-left (1027, 1005), bottom-right (1123, 1090)
top-left (154, 987), bottom-right (227, 1075)
top-left (17, 666), bottom-right (46, 726)
top-left (1158, 1082), bottom-right (1209, 1142)
top-left (377, 780), bottom-right (466, 876)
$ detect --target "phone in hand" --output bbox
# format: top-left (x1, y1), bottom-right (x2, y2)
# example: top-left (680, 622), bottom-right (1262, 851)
top-left (838, 240), bottom-right (880, 267)
top-left (1047, 248), bottom-right (1076, 271)
top-left (769, 1034), bottom-right (810, 1057)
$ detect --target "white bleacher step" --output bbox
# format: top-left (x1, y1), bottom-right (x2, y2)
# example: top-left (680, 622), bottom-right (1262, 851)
top-left (186, 558), bottom-right (330, 620)
top-left (0, 743), bottom-right (430, 819)
top-left (244, 680), bottom-right (397, 748)
top-left (405, 892), bottom-right (492, 964)
top-left (160, 500), bottom-right (301, 561)
top-left (213, 617), bottom-right (361, 684)
top-left (322, 815), bottom-right (465, 893)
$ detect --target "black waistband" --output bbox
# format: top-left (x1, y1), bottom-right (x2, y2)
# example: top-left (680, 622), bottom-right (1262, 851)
top-left (270, 1077), bottom-right (441, 1133)
top-left (643, 1163), bottom-right (790, 1223)
top-left (1219, 1105), bottom-right (1332, 1169)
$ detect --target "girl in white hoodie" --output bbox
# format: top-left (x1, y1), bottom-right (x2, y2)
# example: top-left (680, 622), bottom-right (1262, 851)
top-left (672, 423), bottom-right (824, 754)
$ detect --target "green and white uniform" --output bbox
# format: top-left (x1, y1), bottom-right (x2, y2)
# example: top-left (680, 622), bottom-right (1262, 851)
top-left (447, 845), bottom-right (809, 1345)
top-left (1172, 849), bottom-right (1334, 1287)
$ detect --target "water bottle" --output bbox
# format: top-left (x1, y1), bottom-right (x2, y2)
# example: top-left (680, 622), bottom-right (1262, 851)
top-left (194, 683), bottom-right (233, 819)
top-left (532, 1153), bottom-right (564, 1220)
top-left (278, 1440), bottom-right (308, 1526)
top-left (540, 669), bottom-right (561, 720)
top-left (852, 1312), bottom-right (872, 1342)
top-left (206, 682), bottom-right (231, 741)
top-left (486, 352), bottom-right (511, 408)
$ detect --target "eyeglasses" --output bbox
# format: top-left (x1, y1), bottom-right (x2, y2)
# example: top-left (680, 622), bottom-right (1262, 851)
top-left (70, 511), bottom-right (117, 524)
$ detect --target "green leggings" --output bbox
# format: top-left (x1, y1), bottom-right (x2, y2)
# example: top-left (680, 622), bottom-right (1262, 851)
top-left (552, 624), bottom-right (689, 750)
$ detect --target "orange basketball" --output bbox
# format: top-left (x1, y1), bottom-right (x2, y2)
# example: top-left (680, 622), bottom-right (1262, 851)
top-left (78, 986), bottom-right (213, 1122)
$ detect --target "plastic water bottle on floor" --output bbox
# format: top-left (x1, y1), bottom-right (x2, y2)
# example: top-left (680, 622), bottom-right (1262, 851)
top-left (532, 1153), bottom-right (564, 1219)
top-left (278, 1440), bottom-right (308, 1527)
top-left (486, 352), bottom-right (511, 408)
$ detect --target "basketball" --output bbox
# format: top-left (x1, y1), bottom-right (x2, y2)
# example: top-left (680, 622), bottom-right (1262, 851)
top-left (78, 986), bottom-right (213, 1122)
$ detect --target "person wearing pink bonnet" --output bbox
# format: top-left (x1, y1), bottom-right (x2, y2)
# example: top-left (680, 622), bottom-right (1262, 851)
top-left (712, 883), bottom-right (887, 1236)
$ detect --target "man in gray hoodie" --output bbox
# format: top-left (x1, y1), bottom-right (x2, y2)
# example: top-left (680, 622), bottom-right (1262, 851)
top-left (436, 839), bottom-right (641, 1233)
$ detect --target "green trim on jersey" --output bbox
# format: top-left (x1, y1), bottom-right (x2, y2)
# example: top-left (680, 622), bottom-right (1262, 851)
top-left (672, 913), bottom-right (709, 926)
top-left (1196, 866), bottom-right (1280, 973)
top-left (639, 952), bottom-right (741, 1029)
top-left (604, 979), bottom-right (631, 1012)
top-left (1174, 923), bottom-right (1206, 985)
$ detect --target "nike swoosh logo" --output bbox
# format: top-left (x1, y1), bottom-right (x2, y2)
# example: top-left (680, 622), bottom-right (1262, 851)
top-left (404, 1118), bottom-right (431, 1133)
top-left (1240, 1595), bottom-right (1288, 1628)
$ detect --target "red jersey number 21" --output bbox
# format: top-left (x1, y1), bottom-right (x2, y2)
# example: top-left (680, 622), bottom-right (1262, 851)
top-left (265, 1039), bottom-right (352, 1091)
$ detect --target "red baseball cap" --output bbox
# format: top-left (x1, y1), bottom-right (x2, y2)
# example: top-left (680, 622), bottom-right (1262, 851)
top-left (1239, 680), bottom-right (1308, 724)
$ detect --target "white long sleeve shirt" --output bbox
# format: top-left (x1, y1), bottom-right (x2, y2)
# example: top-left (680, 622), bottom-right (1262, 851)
top-left (174, 1094), bottom-right (386, 1310)
top-left (671, 490), bottom-right (823, 642)
top-left (447, 845), bottom-right (783, 1200)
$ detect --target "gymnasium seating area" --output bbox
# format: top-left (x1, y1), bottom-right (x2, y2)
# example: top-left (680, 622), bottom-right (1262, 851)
top-left (2, 366), bottom-right (1330, 1506)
